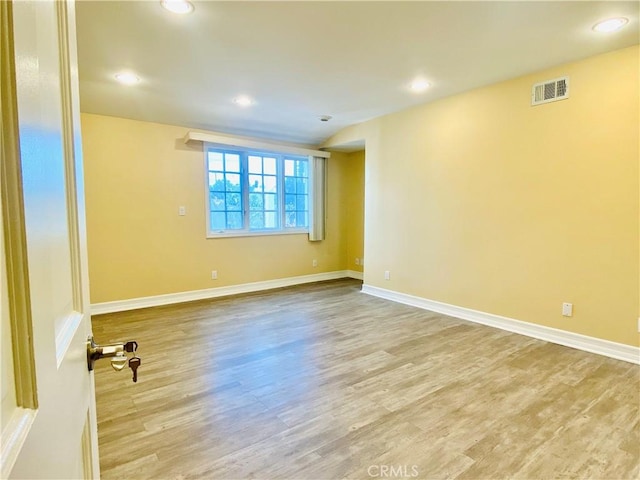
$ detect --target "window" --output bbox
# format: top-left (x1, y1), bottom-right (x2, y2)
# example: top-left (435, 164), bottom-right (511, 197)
top-left (206, 145), bottom-right (310, 237)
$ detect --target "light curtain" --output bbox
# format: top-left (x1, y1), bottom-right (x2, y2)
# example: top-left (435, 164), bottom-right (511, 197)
top-left (308, 156), bottom-right (326, 241)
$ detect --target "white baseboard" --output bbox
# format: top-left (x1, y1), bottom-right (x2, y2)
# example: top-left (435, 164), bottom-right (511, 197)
top-left (346, 270), bottom-right (364, 280)
top-left (91, 270), bottom-right (359, 315)
top-left (362, 284), bottom-right (640, 365)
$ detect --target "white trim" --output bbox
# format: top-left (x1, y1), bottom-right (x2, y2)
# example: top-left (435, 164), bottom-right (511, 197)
top-left (346, 270), bottom-right (363, 280)
top-left (362, 284), bottom-right (640, 365)
top-left (185, 131), bottom-right (330, 158)
top-left (206, 229), bottom-right (309, 239)
top-left (1, 408), bottom-right (37, 478)
top-left (91, 271), bottom-right (352, 315)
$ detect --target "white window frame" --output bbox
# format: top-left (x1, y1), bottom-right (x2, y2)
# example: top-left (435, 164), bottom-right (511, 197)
top-left (204, 144), bottom-right (311, 238)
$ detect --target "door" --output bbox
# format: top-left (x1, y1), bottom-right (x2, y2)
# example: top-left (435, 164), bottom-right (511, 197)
top-left (1, 0), bottom-right (99, 478)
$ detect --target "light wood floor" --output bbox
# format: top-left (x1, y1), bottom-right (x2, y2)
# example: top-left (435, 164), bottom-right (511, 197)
top-left (92, 279), bottom-right (639, 480)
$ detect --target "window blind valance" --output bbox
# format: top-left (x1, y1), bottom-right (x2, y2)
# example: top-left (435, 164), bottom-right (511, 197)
top-left (184, 131), bottom-right (331, 159)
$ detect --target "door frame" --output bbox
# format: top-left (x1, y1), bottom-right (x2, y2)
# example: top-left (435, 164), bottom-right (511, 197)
top-left (0, 1), bottom-right (38, 475)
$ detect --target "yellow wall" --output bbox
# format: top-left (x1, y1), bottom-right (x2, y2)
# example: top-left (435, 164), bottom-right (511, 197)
top-left (81, 114), bottom-right (355, 303)
top-left (324, 46), bottom-right (639, 347)
top-left (343, 150), bottom-right (365, 273)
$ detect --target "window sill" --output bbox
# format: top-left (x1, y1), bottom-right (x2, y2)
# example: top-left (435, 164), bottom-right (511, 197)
top-left (207, 229), bottom-right (309, 239)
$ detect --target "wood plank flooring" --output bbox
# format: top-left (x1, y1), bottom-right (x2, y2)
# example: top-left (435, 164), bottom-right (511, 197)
top-left (92, 279), bottom-right (640, 479)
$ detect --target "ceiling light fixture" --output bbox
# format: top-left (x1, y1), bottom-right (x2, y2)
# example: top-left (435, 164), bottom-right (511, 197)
top-left (160, 0), bottom-right (194, 15)
top-left (410, 79), bottom-right (430, 93)
top-left (233, 95), bottom-right (253, 107)
top-left (592, 17), bottom-right (628, 33)
top-left (114, 72), bottom-right (140, 85)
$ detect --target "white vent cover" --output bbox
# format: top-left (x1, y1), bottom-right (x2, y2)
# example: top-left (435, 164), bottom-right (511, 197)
top-left (531, 76), bottom-right (569, 106)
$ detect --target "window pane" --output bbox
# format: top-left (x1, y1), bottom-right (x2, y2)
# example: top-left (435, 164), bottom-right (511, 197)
top-left (249, 193), bottom-right (263, 209)
top-left (296, 195), bottom-right (307, 211)
top-left (264, 193), bottom-right (276, 210)
top-left (296, 178), bottom-right (308, 194)
top-left (296, 159), bottom-right (308, 177)
top-left (285, 177), bottom-right (295, 193)
top-left (226, 192), bottom-right (242, 210)
top-left (284, 159), bottom-right (294, 176)
top-left (249, 175), bottom-right (263, 192)
top-left (250, 211), bottom-right (264, 229)
top-left (297, 211), bottom-right (308, 227)
top-left (225, 154), bottom-right (240, 172)
top-left (285, 211), bottom-right (296, 227)
top-left (226, 212), bottom-right (243, 229)
top-left (211, 212), bottom-right (225, 230)
top-left (285, 194), bottom-right (295, 211)
top-left (264, 212), bottom-right (277, 228)
top-left (210, 193), bottom-right (225, 211)
top-left (263, 175), bottom-right (277, 193)
top-left (226, 173), bottom-right (241, 191)
top-left (264, 157), bottom-right (276, 175)
top-left (248, 156), bottom-right (262, 174)
top-left (208, 152), bottom-right (223, 171)
top-left (209, 172), bottom-right (225, 191)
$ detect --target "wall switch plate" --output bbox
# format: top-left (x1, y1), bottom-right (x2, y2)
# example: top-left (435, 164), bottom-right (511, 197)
top-left (211, 270), bottom-right (218, 280)
top-left (562, 302), bottom-right (573, 317)
top-left (384, 270), bottom-right (391, 280)
top-left (178, 206), bottom-right (186, 216)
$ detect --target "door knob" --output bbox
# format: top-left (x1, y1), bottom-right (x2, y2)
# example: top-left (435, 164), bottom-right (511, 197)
top-left (86, 336), bottom-right (124, 371)
top-left (87, 336), bottom-right (141, 382)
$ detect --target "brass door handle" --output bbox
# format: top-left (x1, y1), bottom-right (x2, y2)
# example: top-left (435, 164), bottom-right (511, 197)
top-left (87, 336), bottom-right (141, 383)
top-left (86, 335), bottom-right (125, 371)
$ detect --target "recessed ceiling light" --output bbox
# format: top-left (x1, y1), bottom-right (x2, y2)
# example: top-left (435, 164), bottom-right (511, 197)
top-left (410, 79), bottom-right (430, 93)
top-left (592, 17), bottom-right (628, 33)
top-left (114, 72), bottom-right (140, 85)
top-left (160, 0), bottom-right (194, 15)
top-left (233, 95), bottom-right (253, 107)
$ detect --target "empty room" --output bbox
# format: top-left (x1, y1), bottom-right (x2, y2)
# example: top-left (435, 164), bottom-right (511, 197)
top-left (1, 1), bottom-right (639, 479)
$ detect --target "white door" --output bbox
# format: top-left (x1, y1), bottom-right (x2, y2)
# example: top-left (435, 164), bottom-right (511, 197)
top-left (1, 0), bottom-right (100, 478)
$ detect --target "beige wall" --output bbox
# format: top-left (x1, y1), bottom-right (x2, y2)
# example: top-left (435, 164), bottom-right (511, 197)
top-left (81, 114), bottom-right (356, 303)
top-left (324, 46), bottom-right (639, 347)
top-left (343, 150), bottom-right (365, 273)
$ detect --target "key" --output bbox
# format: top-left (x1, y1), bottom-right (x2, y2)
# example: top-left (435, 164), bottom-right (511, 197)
top-left (128, 356), bottom-right (141, 383)
top-left (124, 341), bottom-right (138, 353)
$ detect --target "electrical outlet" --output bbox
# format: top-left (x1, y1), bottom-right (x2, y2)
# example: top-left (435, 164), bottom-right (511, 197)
top-left (562, 302), bottom-right (573, 317)
top-left (355, 258), bottom-right (360, 266)
top-left (178, 206), bottom-right (186, 216)
top-left (384, 270), bottom-right (391, 280)
top-left (312, 259), bottom-right (318, 267)
top-left (211, 270), bottom-right (218, 280)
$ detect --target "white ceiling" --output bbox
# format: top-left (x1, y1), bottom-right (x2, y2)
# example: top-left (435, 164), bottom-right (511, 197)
top-left (76, 1), bottom-right (639, 147)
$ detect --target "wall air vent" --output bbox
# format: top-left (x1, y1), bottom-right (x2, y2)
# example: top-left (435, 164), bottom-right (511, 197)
top-left (531, 76), bottom-right (569, 106)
